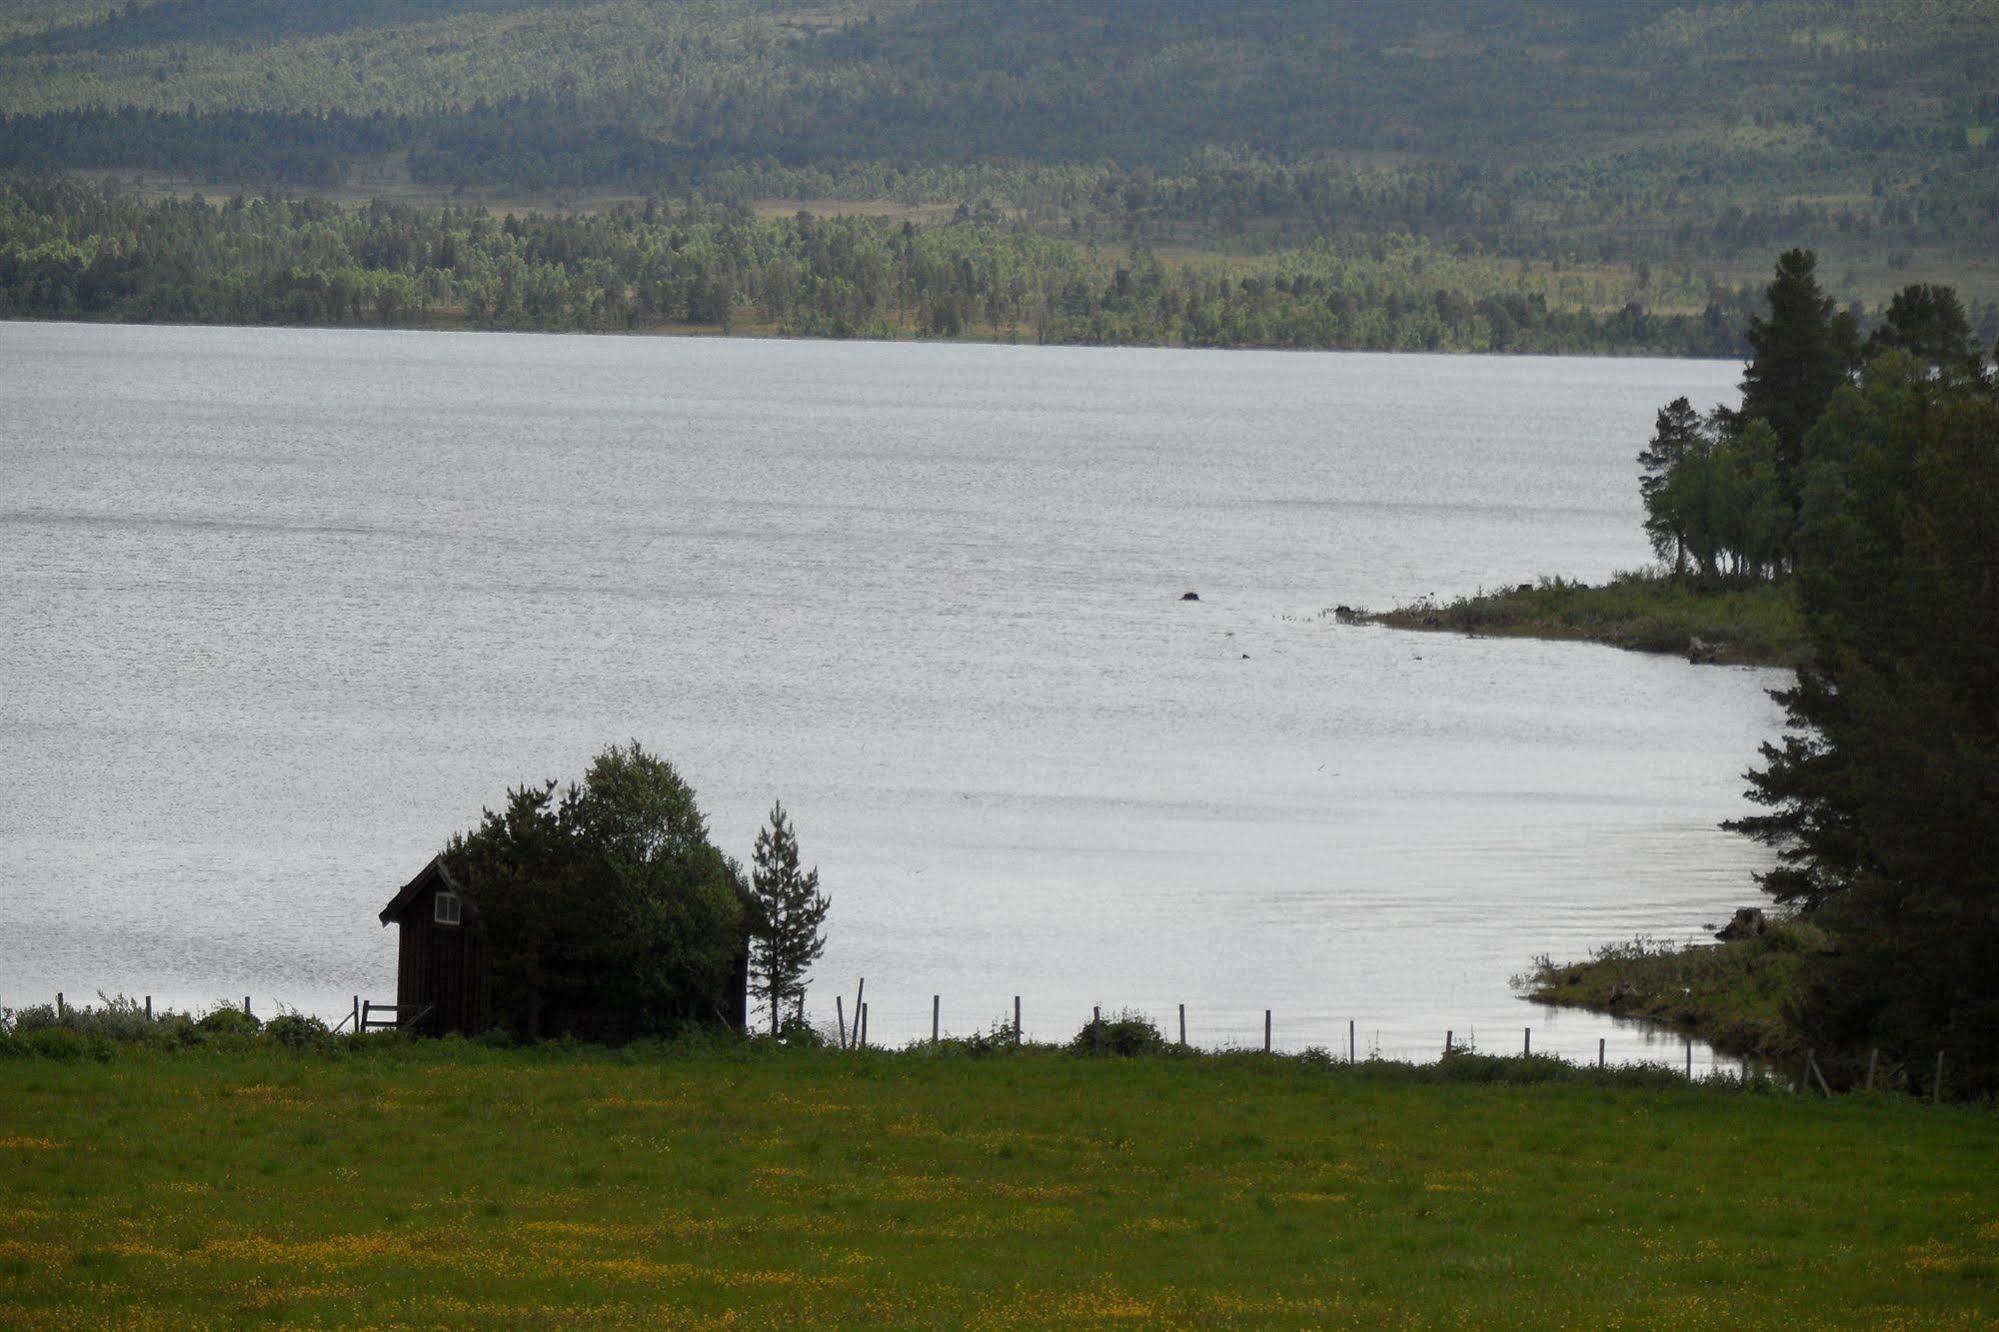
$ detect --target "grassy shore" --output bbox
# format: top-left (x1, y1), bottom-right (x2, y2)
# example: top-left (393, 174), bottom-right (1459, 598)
top-left (1519, 921), bottom-right (1832, 1068)
top-left (4, 1037), bottom-right (1997, 1326)
top-left (1341, 572), bottom-right (1808, 669)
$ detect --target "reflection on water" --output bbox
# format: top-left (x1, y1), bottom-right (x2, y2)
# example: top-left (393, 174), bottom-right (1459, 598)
top-left (0, 323), bottom-right (1775, 1065)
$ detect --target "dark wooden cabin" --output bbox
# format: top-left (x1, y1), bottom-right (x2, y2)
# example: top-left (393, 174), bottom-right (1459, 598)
top-left (379, 855), bottom-right (491, 1037)
top-left (380, 854), bottom-right (751, 1040)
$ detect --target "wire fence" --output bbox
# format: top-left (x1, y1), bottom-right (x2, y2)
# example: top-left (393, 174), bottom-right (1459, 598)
top-left (5, 985), bottom-right (1952, 1102)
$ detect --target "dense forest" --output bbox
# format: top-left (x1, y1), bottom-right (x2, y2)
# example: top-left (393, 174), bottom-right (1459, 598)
top-left (0, 175), bottom-right (1763, 353)
top-left (0, 0), bottom-right (1993, 313)
top-left (1618, 252), bottom-right (1998, 1095)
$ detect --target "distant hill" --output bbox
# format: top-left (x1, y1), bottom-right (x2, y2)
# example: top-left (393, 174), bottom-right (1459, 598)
top-left (0, 0), bottom-right (1994, 322)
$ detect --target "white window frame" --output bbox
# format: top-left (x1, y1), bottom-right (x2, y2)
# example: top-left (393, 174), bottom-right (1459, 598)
top-left (433, 891), bottom-right (461, 926)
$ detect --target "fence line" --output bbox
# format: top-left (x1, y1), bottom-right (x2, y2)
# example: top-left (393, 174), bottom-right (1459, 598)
top-left (790, 988), bottom-right (1776, 1084)
top-left (9, 987), bottom-right (1956, 1100)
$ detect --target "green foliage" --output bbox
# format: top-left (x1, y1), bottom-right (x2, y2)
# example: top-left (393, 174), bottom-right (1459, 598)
top-left (1641, 258), bottom-right (1989, 585)
top-left (1865, 282), bottom-right (1990, 389)
top-left (1, 0), bottom-right (1994, 291)
top-left (1730, 355), bottom-right (1999, 1094)
top-left (2, 1026), bottom-right (114, 1062)
top-left (1737, 248), bottom-right (1861, 508)
top-left (772, 1014), bottom-right (826, 1050)
top-left (746, 801), bottom-right (829, 1038)
top-left (1522, 923), bottom-right (1832, 1063)
top-left (194, 1003), bottom-right (261, 1036)
top-left (1357, 571), bottom-right (1808, 667)
top-left (1651, 417), bottom-right (1791, 585)
top-left (445, 740), bottom-right (748, 1043)
top-left (1068, 1010), bottom-right (1166, 1057)
top-left (0, 176), bottom-right (1757, 353)
top-left (262, 1013), bottom-right (336, 1052)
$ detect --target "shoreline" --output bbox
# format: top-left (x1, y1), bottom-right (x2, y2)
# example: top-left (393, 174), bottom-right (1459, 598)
top-left (0, 309), bottom-right (1744, 360)
top-left (1336, 571), bottom-right (1807, 669)
top-left (1517, 921), bottom-right (1825, 1066)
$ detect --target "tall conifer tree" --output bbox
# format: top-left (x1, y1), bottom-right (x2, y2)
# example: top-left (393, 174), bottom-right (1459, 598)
top-left (747, 802), bottom-right (830, 1036)
top-left (1737, 248), bottom-right (1859, 514)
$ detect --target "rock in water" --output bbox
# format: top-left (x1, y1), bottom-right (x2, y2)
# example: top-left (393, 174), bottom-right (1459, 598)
top-left (1181, 591), bottom-right (1200, 601)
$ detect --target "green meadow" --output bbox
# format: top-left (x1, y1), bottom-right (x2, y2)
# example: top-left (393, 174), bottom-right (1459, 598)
top-left (3, 1040), bottom-right (1996, 1327)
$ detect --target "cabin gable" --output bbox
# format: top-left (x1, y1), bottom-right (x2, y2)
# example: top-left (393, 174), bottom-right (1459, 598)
top-left (379, 856), bottom-right (490, 1037)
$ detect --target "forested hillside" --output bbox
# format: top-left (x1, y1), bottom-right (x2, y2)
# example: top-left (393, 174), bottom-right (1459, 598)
top-left (1, 0), bottom-right (1994, 342)
top-left (0, 175), bottom-right (1751, 352)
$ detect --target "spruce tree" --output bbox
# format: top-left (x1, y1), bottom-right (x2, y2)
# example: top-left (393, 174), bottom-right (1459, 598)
top-left (1737, 249), bottom-right (1859, 513)
top-left (747, 801), bottom-right (830, 1036)
top-left (1728, 358), bottom-right (1999, 1092)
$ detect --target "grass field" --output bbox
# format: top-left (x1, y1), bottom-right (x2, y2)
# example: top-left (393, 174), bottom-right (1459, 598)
top-left (3, 1040), bottom-right (1996, 1326)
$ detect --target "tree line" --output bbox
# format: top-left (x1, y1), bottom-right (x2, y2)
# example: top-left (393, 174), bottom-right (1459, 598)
top-left (0, 176), bottom-right (1757, 355)
top-left (1643, 250), bottom-right (1998, 1096)
top-left (1638, 254), bottom-right (1990, 584)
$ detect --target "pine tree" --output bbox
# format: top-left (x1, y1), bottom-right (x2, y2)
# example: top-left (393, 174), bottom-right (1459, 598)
top-left (747, 801), bottom-right (830, 1036)
top-left (1637, 396), bottom-right (1705, 576)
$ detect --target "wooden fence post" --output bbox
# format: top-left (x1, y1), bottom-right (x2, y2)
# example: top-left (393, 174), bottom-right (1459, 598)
top-left (144, 996), bottom-right (151, 1021)
top-left (932, 994), bottom-right (940, 1045)
top-left (1445, 1030), bottom-right (1453, 1055)
top-left (1802, 1049), bottom-right (1832, 1097)
top-left (1685, 1040), bottom-right (1693, 1079)
top-left (1264, 1010), bottom-right (1271, 1054)
top-left (852, 978), bottom-right (865, 1046)
top-left (1865, 1048), bottom-right (1879, 1092)
top-left (1093, 1005), bottom-right (1100, 1026)
top-left (1013, 995), bottom-right (1021, 1045)
top-left (1349, 1019), bottom-right (1356, 1064)
top-left (55, 993), bottom-right (64, 1021)
top-left (1178, 1003), bottom-right (1186, 1047)
top-left (352, 995), bottom-right (360, 1031)
top-left (835, 996), bottom-right (847, 1049)
top-left (1597, 1037), bottom-right (1605, 1068)
top-left (243, 996), bottom-right (251, 1016)
top-left (1523, 1027), bottom-right (1531, 1056)
top-left (859, 1003), bottom-right (868, 1050)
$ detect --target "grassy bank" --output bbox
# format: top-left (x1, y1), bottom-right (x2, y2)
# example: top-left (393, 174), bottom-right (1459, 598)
top-left (1520, 921), bottom-right (1831, 1067)
top-left (1341, 572), bottom-right (1808, 668)
top-left (4, 1037), bottom-right (1997, 1326)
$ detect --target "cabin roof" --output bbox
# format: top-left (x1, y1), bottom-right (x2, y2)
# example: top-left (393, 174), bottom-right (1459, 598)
top-left (379, 854), bottom-right (475, 925)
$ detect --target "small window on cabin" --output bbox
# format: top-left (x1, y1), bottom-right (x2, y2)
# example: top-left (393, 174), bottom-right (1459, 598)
top-left (434, 891), bottom-right (461, 926)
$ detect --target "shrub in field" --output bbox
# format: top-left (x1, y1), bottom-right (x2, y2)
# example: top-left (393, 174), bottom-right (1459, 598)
top-left (263, 1013), bottom-right (335, 1052)
top-left (923, 1017), bottom-right (1024, 1058)
top-left (5, 1026), bottom-right (114, 1062)
top-left (3, 994), bottom-right (191, 1045)
top-left (4, 1003), bottom-right (59, 1035)
top-left (1069, 1011), bottom-right (1166, 1057)
top-left (195, 1003), bottom-right (262, 1037)
top-left (776, 1015), bottom-right (826, 1049)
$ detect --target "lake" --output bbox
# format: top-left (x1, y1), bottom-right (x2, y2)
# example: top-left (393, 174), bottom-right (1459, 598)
top-left (0, 322), bottom-right (1779, 1065)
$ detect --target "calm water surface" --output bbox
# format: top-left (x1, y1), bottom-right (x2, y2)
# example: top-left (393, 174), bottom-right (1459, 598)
top-left (0, 323), bottom-right (1777, 1065)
